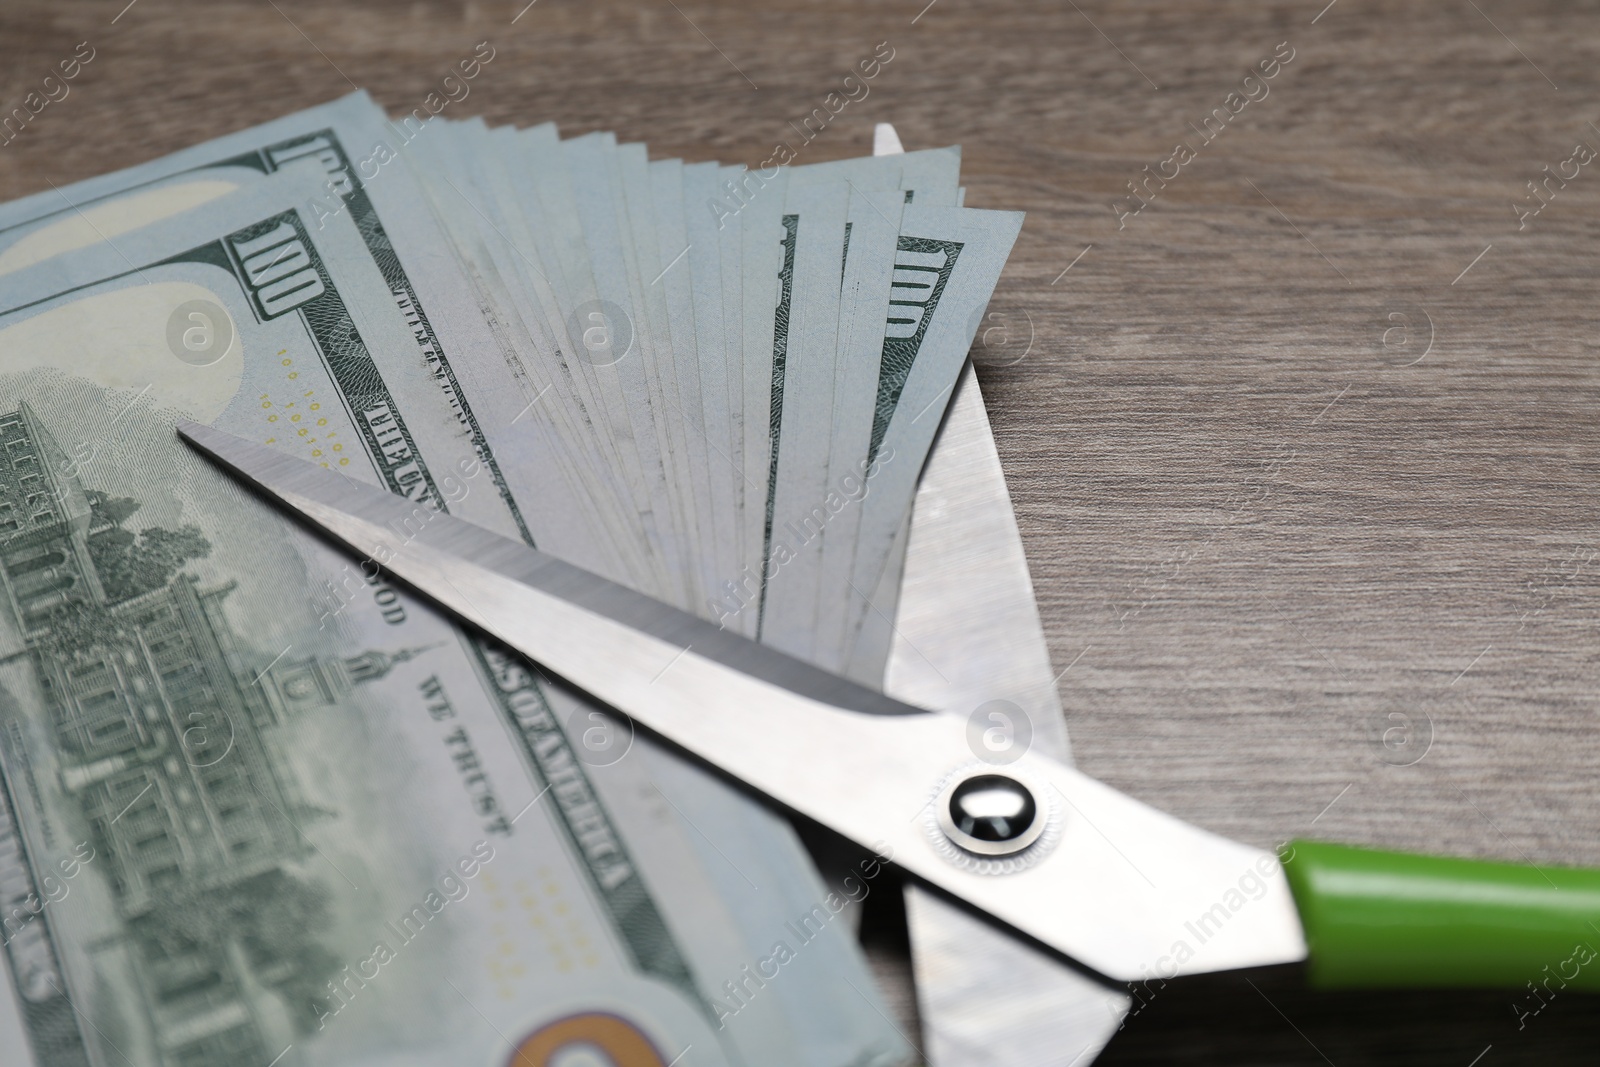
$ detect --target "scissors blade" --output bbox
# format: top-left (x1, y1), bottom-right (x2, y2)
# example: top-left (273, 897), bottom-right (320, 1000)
top-left (177, 420), bottom-right (1307, 983)
top-left (893, 364), bottom-right (1130, 1066)
top-left (870, 124), bottom-right (1128, 1065)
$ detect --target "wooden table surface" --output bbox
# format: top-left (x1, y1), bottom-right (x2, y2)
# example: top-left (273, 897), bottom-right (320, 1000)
top-left (4, 0), bottom-right (1599, 1062)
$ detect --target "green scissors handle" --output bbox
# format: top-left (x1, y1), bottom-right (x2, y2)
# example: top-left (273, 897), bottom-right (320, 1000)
top-left (1283, 839), bottom-right (1600, 991)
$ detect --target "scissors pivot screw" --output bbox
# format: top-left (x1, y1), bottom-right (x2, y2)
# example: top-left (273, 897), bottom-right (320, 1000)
top-left (936, 772), bottom-right (1046, 857)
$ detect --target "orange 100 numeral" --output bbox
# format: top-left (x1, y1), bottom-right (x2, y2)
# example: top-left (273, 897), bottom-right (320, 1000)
top-left (510, 1013), bottom-right (666, 1067)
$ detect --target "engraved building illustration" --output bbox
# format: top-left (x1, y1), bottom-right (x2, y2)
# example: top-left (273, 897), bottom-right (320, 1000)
top-left (0, 404), bottom-right (419, 1067)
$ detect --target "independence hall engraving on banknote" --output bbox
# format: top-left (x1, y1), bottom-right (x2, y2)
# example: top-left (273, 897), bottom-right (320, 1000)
top-left (0, 403), bottom-right (424, 1067)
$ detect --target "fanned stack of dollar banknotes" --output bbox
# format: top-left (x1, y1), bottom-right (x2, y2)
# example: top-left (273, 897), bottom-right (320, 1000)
top-left (0, 92), bottom-right (1019, 1067)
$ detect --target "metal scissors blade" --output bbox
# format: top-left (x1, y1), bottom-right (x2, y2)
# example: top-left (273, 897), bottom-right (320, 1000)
top-left (177, 420), bottom-right (1307, 983)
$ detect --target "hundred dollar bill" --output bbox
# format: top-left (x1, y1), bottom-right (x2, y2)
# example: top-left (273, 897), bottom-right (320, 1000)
top-left (0, 167), bottom-right (909, 1067)
top-left (734, 168), bottom-right (791, 639)
top-left (616, 142), bottom-right (705, 606)
top-left (394, 125), bottom-right (916, 1062)
top-left (759, 182), bottom-right (850, 660)
top-left (810, 187), bottom-right (906, 666)
top-left (734, 154), bottom-right (964, 649)
top-left (837, 206), bottom-right (1023, 679)
top-left (405, 119), bottom-right (660, 592)
top-left (679, 162), bottom-right (742, 599)
top-left (647, 157), bottom-right (723, 607)
top-left (0, 92), bottom-right (606, 573)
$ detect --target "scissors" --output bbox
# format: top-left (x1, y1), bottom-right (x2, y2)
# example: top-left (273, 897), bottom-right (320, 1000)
top-left (177, 421), bottom-right (1600, 1005)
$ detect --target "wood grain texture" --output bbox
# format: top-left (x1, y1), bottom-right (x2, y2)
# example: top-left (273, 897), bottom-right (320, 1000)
top-left (3, 0), bottom-right (1599, 1061)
